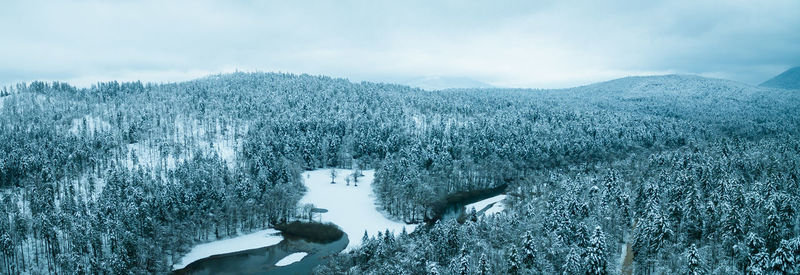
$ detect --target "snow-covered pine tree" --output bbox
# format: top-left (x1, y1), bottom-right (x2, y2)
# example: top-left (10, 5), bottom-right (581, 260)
top-left (585, 226), bottom-right (607, 275)
top-left (685, 244), bottom-right (702, 275)
top-left (522, 230), bottom-right (537, 268)
top-left (457, 248), bottom-right (469, 275)
top-left (745, 232), bottom-right (764, 255)
top-left (771, 240), bottom-right (795, 274)
top-left (426, 260), bottom-right (441, 275)
top-left (747, 252), bottom-right (770, 275)
top-left (507, 246), bottom-right (521, 275)
top-left (478, 253), bottom-right (491, 275)
top-left (562, 246), bottom-right (582, 275)
top-left (468, 207), bottom-right (478, 222)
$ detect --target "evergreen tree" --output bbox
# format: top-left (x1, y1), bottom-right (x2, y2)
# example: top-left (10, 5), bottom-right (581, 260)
top-left (771, 240), bottom-right (795, 274)
top-left (685, 244), bottom-right (703, 275)
top-left (478, 253), bottom-right (491, 275)
top-left (585, 226), bottom-right (607, 275)
top-left (563, 247), bottom-right (583, 275)
top-left (522, 230), bottom-right (537, 268)
top-left (747, 252), bottom-right (770, 275)
top-left (507, 246), bottom-right (521, 275)
top-left (457, 248), bottom-right (469, 275)
top-left (426, 260), bottom-right (441, 275)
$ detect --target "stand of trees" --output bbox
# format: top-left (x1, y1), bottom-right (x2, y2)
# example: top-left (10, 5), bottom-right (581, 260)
top-left (318, 137), bottom-right (800, 274)
top-left (1, 73), bottom-right (799, 274)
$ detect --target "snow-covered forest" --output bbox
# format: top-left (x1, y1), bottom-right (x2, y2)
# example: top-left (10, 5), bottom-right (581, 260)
top-left (1, 72), bottom-right (799, 274)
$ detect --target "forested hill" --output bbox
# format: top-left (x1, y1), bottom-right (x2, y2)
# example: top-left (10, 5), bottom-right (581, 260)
top-left (760, 66), bottom-right (800, 90)
top-left (1, 72), bottom-right (799, 274)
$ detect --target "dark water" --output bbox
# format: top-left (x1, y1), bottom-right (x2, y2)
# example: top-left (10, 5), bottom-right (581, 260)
top-left (433, 184), bottom-right (508, 223)
top-left (172, 234), bottom-right (348, 275)
top-left (171, 186), bottom-right (504, 274)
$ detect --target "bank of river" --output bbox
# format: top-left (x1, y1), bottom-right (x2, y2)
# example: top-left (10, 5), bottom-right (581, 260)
top-left (171, 171), bottom-right (506, 274)
top-left (172, 168), bottom-right (411, 274)
top-left (428, 184), bottom-right (508, 224)
top-left (172, 233), bottom-right (348, 275)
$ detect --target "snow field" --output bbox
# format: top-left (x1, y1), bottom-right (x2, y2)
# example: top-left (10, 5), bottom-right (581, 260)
top-left (300, 169), bottom-right (417, 250)
top-left (465, 194), bottom-right (506, 216)
top-left (275, 252), bottom-right (309, 266)
top-left (172, 229), bottom-right (283, 270)
top-left (69, 115), bottom-right (111, 136)
top-left (173, 168), bottom-right (416, 270)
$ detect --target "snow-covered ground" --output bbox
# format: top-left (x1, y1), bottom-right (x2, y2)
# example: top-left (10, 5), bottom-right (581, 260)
top-left (124, 133), bottom-right (239, 171)
top-left (122, 117), bottom-right (244, 171)
top-left (465, 194), bottom-right (506, 215)
top-left (172, 168), bottom-right (415, 270)
top-left (300, 169), bottom-right (417, 250)
top-left (172, 229), bottom-right (283, 270)
top-left (275, 252), bottom-right (308, 266)
top-left (69, 115), bottom-right (111, 136)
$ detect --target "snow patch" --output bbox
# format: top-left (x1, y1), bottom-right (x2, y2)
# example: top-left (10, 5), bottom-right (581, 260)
top-left (275, 252), bottom-right (308, 267)
top-left (69, 115), bottom-right (111, 136)
top-left (300, 169), bottom-right (417, 251)
top-left (125, 142), bottom-right (172, 170)
top-left (465, 194), bottom-right (506, 216)
top-left (123, 118), bottom-right (242, 171)
top-left (172, 229), bottom-right (283, 270)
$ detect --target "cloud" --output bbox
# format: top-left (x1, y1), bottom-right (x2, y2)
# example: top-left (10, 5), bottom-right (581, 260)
top-left (1, 0), bottom-right (798, 88)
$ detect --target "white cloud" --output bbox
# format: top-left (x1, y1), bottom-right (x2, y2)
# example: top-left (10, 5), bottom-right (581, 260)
top-left (1, 0), bottom-right (798, 88)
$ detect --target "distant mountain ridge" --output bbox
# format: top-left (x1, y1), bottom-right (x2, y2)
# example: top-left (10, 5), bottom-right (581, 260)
top-left (567, 74), bottom-right (764, 98)
top-left (760, 66), bottom-right (800, 89)
top-left (403, 76), bottom-right (493, 90)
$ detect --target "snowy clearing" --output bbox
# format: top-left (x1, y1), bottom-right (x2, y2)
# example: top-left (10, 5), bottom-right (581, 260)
top-left (275, 252), bottom-right (309, 266)
top-left (465, 194), bottom-right (506, 215)
top-left (300, 169), bottom-right (417, 250)
top-left (69, 115), bottom-right (111, 136)
top-left (172, 229), bottom-right (283, 270)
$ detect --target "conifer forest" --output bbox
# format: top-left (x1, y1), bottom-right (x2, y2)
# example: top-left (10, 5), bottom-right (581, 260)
top-left (1, 72), bottom-right (799, 274)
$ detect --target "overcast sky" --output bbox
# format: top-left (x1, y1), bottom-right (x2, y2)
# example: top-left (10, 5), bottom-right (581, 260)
top-left (1, 0), bottom-right (798, 88)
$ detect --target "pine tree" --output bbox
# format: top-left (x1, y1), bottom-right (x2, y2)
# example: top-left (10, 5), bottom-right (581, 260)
top-left (507, 246), bottom-right (521, 275)
top-left (478, 253), bottom-right (491, 275)
top-left (747, 252), bottom-right (769, 275)
top-left (585, 226), bottom-right (607, 275)
top-left (685, 244), bottom-right (702, 275)
top-left (766, 203), bottom-right (783, 250)
top-left (457, 248), bottom-right (469, 275)
top-left (522, 230), bottom-right (537, 268)
top-left (562, 247), bottom-right (582, 275)
top-left (771, 240), bottom-right (795, 274)
top-left (426, 260), bottom-right (441, 275)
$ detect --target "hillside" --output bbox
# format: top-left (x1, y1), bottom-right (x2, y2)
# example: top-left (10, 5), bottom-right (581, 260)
top-left (760, 66), bottom-right (800, 89)
top-left (1, 73), bottom-right (799, 274)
